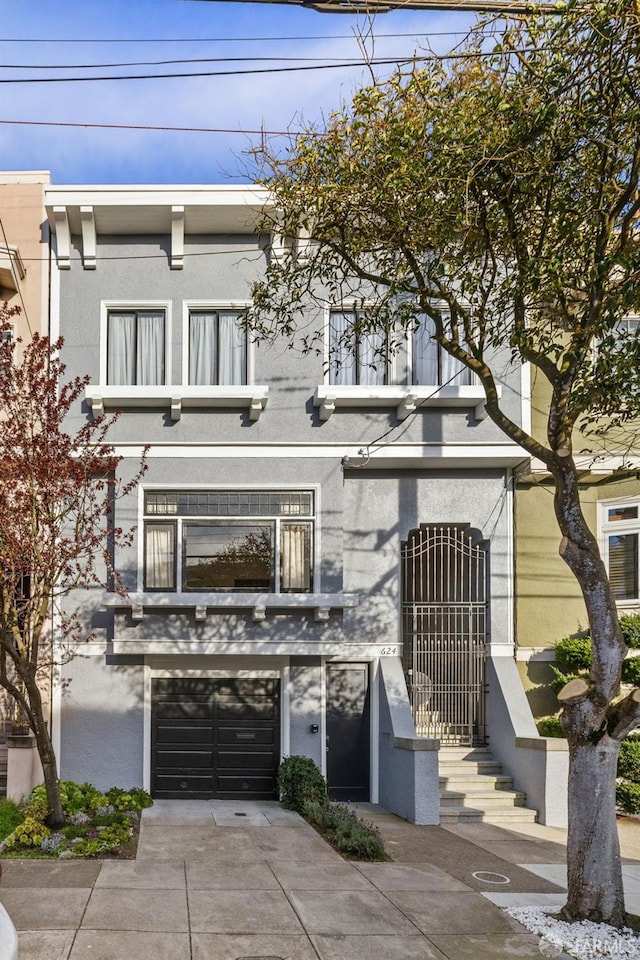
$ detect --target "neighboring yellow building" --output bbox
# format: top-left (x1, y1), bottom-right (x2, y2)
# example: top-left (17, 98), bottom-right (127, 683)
top-left (515, 361), bottom-right (640, 717)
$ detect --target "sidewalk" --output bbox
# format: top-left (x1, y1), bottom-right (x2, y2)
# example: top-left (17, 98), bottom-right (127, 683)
top-left (0, 800), bottom-right (637, 960)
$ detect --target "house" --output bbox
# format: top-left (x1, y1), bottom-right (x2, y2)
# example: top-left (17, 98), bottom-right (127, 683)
top-left (0, 171), bottom-right (52, 791)
top-left (42, 182), bottom-right (566, 824)
top-left (515, 360), bottom-right (640, 719)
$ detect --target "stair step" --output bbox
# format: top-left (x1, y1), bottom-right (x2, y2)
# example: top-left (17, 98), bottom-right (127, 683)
top-left (440, 789), bottom-right (526, 808)
top-left (439, 774), bottom-right (514, 790)
top-left (439, 805), bottom-right (538, 823)
top-left (439, 761), bottom-right (504, 776)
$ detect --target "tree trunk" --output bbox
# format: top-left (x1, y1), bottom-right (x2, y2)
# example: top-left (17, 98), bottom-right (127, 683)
top-left (561, 736), bottom-right (625, 926)
top-left (21, 670), bottom-right (65, 828)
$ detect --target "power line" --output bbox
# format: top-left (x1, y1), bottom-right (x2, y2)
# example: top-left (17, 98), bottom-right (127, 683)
top-left (2, 56), bottom-right (408, 70)
top-left (0, 30), bottom-right (471, 44)
top-left (0, 45), bottom-right (539, 85)
top-left (0, 119), bottom-right (318, 136)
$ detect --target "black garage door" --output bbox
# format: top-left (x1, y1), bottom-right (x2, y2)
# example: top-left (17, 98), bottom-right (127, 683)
top-left (151, 677), bottom-right (280, 799)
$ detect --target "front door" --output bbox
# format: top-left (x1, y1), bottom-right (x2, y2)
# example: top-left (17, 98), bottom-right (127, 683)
top-left (326, 662), bottom-right (370, 802)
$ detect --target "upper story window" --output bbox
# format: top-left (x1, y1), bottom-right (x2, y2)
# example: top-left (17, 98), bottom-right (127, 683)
top-left (601, 499), bottom-right (640, 604)
top-left (329, 309), bottom-right (389, 386)
top-left (144, 489), bottom-right (314, 594)
top-left (412, 315), bottom-right (472, 386)
top-left (107, 309), bottom-right (165, 386)
top-left (189, 309), bottom-right (247, 385)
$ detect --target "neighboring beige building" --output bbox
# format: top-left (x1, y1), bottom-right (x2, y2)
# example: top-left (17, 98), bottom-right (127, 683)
top-left (0, 171), bottom-right (51, 342)
top-left (515, 363), bottom-right (640, 717)
top-left (0, 172), bottom-right (51, 760)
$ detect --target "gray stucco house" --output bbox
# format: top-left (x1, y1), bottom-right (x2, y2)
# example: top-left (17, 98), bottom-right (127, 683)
top-left (45, 183), bottom-right (566, 825)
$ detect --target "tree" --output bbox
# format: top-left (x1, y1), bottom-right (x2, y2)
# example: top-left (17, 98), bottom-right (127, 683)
top-left (0, 306), bottom-right (146, 827)
top-left (248, 0), bottom-right (640, 926)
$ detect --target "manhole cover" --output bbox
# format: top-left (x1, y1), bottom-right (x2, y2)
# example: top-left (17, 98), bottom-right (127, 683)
top-left (471, 870), bottom-right (511, 884)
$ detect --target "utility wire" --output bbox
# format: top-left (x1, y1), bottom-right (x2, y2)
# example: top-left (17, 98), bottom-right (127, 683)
top-left (0, 46), bottom-right (539, 84)
top-left (0, 119), bottom-right (320, 136)
top-left (2, 56), bottom-right (411, 69)
top-left (0, 30), bottom-right (471, 43)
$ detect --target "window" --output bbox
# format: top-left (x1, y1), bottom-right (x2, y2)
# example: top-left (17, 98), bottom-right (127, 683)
top-left (412, 315), bottom-right (471, 386)
top-left (143, 490), bottom-right (314, 593)
top-left (329, 310), bottom-right (389, 386)
top-left (189, 309), bottom-right (247, 385)
top-left (602, 500), bottom-right (640, 603)
top-left (107, 309), bottom-right (165, 386)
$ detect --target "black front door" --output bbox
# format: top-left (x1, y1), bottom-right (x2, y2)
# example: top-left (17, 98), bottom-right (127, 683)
top-left (151, 677), bottom-right (280, 799)
top-left (326, 662), bottom-right (370, 802)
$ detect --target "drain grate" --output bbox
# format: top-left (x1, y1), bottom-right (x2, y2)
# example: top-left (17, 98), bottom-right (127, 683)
top-left (234, 812), bottom-right (247, 817)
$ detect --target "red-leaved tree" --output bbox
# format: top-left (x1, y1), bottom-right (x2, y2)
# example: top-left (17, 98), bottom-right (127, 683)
top-left (0, 304), bottom-right (145, 826)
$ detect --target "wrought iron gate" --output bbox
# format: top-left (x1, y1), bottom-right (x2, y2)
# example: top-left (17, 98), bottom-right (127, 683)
top-left (401, 524), bottom-right (488, 745)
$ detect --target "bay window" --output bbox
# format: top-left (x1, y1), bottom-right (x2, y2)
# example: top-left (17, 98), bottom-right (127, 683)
top-left (143, 490), bottom-right (314, 593)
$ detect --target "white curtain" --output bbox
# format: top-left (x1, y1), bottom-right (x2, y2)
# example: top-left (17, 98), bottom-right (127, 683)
top-left (107, 311), bottom-right (164, 386)
top-left (281, 524), bottom-right (310, 591)
top-left (413, 316), bottom-right (439, 384)
top-left (137, 311), bottom-right (165, 385)
top-left (190, 311), bottom-right (246, 385)
top-left (218, 312), bottom-right (246, 385)
top-left (329, 311), bottom-right (356, 385)
top-left (358, 330), bottom-right (387, 386)
top-left (189, 312), bottom-right (217, 385)
top-left (107, 313), bottom-right (136, 385)
top-left (413, 314), bottom-right (470, 386)
top-left (145, 523), bottom-right (175, 590)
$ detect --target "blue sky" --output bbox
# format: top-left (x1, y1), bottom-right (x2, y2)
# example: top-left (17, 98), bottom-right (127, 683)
top-left (1, 0), bottom-right (475, 185)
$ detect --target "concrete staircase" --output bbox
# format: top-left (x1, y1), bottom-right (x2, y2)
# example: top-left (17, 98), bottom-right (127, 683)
top-left (439, 746), bottom-right (537, 823)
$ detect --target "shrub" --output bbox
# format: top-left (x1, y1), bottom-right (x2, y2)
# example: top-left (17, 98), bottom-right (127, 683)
top-left (536, 716), bottom-right (565, 738)
top-left (105, 786), bottom-right (153, 813)
top-left (303, 800), bottom-right (385, 860)
top-left (5, 816), bottom-right (50, 848)
top-left (278, 756), bottom-right (328, 813)
top-left (554, 635), bottom-right (592, 672)
top-left (0, 800), bottom-right (24, 842)
top-left (619, 738), bottom-right (640, 782)
top-left (616, 781), bottom-right (640, 815)
top-left (622, 658), bottom-right (640, 686)
top-left (620, 614), bottom-right (640, 649)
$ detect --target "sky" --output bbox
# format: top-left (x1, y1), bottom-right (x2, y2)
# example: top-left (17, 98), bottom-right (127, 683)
top-left (0, 0), bottom-right (476, 185)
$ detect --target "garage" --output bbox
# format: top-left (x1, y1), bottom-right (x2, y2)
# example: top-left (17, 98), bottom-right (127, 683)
top-left (151, 677), bottom-right (281, 799)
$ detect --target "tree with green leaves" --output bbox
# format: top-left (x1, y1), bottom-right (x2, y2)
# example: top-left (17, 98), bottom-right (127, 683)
top-left (0, 306), bottom-right (146, 827)
top-left (249, 0), bottom-right (640, 926)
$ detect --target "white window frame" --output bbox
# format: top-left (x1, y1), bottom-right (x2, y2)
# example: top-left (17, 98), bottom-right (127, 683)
top-left (316, 303), bottom-right (488, 421)
top-left (599, 496), bottom-right (640, 608)
top-left (324, 304), bottom-right (395, 388)
top-left (99, 299), bottom-right (172, 387)
top-left (182, 300), bottom-right (254, 386)
top-left (86, 299), bottom-right (267, 420)
top-left (139, 484), bottom-right (319, 597)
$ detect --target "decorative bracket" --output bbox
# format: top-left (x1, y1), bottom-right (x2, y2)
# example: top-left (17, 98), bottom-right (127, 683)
top-left (314, 607), bottom-right (331, 622)
top-left (171, 206), bottom-right (184, 269)
top-left (131, 604), bottom-right (144, 622)
top-left (80, 206), bottom-right (96, 269)
top-left (397, 393), bottom-right (418, 421)
top-left (194, 606), bottom-right (207, 622)
top-left (318, 393), bottom-right (336, 421)
top-left (252, 605), bottom-right (267, 622)
top-left (53, 207), bottom-right (71, 269)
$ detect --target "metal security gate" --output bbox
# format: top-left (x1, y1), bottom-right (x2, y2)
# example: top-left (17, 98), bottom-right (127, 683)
top-left (401, 524), bottom-right (488, 745)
